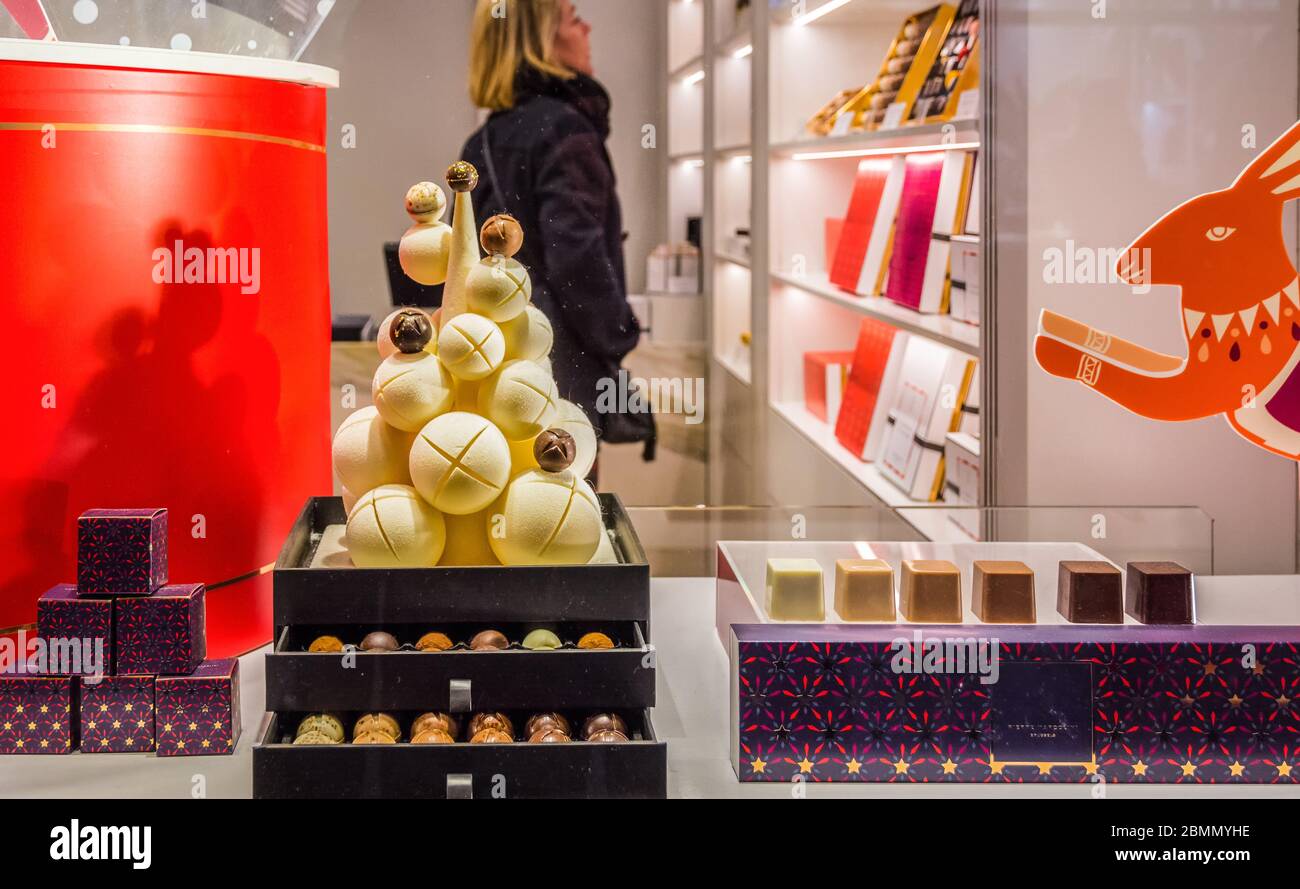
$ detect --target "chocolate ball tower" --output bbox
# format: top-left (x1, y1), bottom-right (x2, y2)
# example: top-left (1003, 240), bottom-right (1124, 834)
top-left (332, 162), bottom-right (601, 567)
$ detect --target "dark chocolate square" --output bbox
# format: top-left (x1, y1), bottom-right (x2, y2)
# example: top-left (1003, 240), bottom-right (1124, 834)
top-left (1125, 561), bottom-right (1193, 625)
top-left (1057, 561), bottom-right (1123, 624)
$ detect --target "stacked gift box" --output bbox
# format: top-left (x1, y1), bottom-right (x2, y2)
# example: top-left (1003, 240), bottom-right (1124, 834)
top-left (0, 508), bottom-right (239, 756)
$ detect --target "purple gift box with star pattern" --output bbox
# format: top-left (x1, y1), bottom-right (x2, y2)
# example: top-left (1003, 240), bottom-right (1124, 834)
top-left (79, 675), bottom-right (155, 753)
top-left (36, 584), bottom-right (114, 676)
top-left (76, 508), bottom-right (168, 596)
top-left (155, 658), bottom-right (240, 757)
top-left (0, 671), bottom-right (77, 755)
top-left (114, 583), bottom-right (206, 675)
top-left (729, 624), bottom-right (1300, 784)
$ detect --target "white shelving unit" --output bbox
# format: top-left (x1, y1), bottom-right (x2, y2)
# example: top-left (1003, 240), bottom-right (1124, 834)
top-left (662, 0), bottom-right (987, 525)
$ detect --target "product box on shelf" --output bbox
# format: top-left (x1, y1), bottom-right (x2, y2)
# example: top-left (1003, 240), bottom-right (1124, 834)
top-left (79, 675), bottom-right (155, 753)
top-left (76, 508), bottom-right (168, 595)
top-left (0, 670), bottom-right (77, 755)
top-left (716, 540), bottom-right (1300, 784)
top-left (253, 709), bottom-right (667, 799)
top-left (36, 584), bottom-right (113, 676)
top-left (114, 583), bottom-right (206, 676)
top-left (155, 658), bottom-right (240, 757)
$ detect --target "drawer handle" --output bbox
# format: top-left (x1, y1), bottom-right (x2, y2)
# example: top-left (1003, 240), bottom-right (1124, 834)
top-left (446, 773), bottom-right (473, 799)
top-left (449, 678), bottom-right (472, 713)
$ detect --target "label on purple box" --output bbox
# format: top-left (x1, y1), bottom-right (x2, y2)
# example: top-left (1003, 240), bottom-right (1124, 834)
top-left (988, 661), bottom-right (1093, 763)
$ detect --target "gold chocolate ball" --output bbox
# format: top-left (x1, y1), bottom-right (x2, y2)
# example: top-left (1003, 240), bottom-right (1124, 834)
top-left (529, 729), bottom-right (571, 743)
top-left (525, 712), bottom-right (572, 737)
top-left (405, 181), bottom-right (446, 223)
top-left (587, 729), bottom-right (629, 743)
top-left (412, 712), bottom-right (459, 739)
top-left (293, 730), bottom-right (338, 745)
top-left (354, 712), bottom-right (402, 741)
top-left (446, 160), bottom-right (479, 193)
top-left (480, 214), bottom-right (524, 257)
top-left (416, 632), bottom-right (454, 652)
top-left (352, 731), bottom-right (397, 745)
top-left (470, 629), bottom-right (510, 651)
top-left (296, 713), bottom-right (345, 743)
top-left (577, 632), bottom-right (615, 650)
top-left (308, 635), bottom-right (344, 653)
top-left (470, 728), bottom-right (513, 744)
top-left (411, 729), bottom-right (455, 744)
top-left (581, 713), bottom-right (628, 739)
top-left (468, 712), bottom-right (514, 737)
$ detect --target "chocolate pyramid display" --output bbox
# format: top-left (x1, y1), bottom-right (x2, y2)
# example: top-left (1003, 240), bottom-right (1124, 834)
top-left (332, 162), bottom-right (604, 568)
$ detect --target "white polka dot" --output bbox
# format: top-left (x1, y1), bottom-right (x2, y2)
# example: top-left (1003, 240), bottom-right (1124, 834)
top-left (72, 0), bottom-right (98, 25)
top-left (118, 36), bottom-right (130, 46)
top-left (317, 0), bottom-right (336, 16)
top-left (170, 33), bottom-right (192, 51)
top-left (246, 39), bottom-right (257, 50)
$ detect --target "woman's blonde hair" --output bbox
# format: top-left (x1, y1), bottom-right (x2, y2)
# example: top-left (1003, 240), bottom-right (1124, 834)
top-left (469, 0), bottom-right (574, 111)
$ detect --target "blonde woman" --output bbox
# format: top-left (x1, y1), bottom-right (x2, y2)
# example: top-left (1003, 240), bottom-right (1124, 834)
top-left (462, 0), bottom-right (651, 466)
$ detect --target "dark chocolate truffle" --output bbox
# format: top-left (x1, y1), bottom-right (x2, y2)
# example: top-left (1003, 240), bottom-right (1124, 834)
top-left (389, 309), bottom-right (433, 354)
top-left (470, 629), bottom-right (509, 651)
top-left (529, 729), bottom-right (571, 743)
top-left (1057, 561), bottom-right (1123, 624)
top-left (587, 729), bottom-right (628, 743)
top-left (525, 712), bottom-right (572, 738)
top-left (534, 429), bottom-right (577, 473)
top-left (468, 712), bottom-right (514, 737)
top-left (581, 713), bottom-right (628, 740)
top-left (446, 160), bottom-right (479, 192)
top-left (1125, 561), bottom-right (1194, 624)
top-left (360, 631), bottom-right (400, 652)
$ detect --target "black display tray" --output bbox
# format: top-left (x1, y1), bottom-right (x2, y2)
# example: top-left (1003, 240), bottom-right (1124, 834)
top-left (252, 710), bottom-right (667, 799)
top-left (265, 623), bottom-right (656, 712)
top-left (273, 496), bottom-right (650, 631)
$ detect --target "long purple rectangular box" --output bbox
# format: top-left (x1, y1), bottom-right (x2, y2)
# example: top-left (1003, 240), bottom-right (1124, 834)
top-left (731, 623), bottom-right (1300, 784)
top-left (114, 584), bottom-right (206, 675)
top-left (155, 659), bottom-right (240, 756)
top-left (77, 508), bottom-right (168, 595)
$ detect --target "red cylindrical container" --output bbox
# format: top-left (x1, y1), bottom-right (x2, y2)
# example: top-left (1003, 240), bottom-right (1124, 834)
top-left (0, 43), bottom-right (338, 656)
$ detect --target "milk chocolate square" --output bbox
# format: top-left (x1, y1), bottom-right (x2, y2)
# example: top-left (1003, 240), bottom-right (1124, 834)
top-left (971, 560), bottom-right (1035, 623)
top-left (765, 558), bottom-right (825, 621)
top-left (1125, 561), bottom-right (1193, 624)
top-left (900, 560), bottom-right (961, 623)
top-left (834, 559), bottom-right (895, 621)
top-left (1057, 561), bottom-right (1122, 624)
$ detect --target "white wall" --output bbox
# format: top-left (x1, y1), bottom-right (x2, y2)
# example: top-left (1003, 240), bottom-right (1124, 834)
top-left (1021, 0), bottom-right (1299, 573)
top-left (303, 0), bottom-right (661, 317)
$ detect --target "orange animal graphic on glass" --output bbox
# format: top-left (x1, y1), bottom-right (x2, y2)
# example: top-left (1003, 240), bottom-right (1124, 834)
top-left (1035, 121), bottom-right (1300, 459)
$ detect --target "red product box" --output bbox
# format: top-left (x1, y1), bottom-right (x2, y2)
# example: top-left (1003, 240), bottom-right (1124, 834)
top-left (79, 675), bottom-right (155, 753)
top-left (155, 659), bottom-right (240, 757)
top-left (803, 351), bottom-right (854, 424)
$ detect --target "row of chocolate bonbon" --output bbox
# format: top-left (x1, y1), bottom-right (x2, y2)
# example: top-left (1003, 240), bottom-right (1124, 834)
top-left (307, 629), bottom-right (617, 653)
top-left (765, 556), bottom-right (1193, 625)
top-left (291, 711), bottom-right (631, 745)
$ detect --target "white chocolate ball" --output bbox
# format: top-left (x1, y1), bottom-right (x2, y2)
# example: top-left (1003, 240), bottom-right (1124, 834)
top-left (409, 411), bottom-right (511, 515)
top-left (437, 312), bottom-right (506, 381)
top-left (378, 308), bottom-right (438, 360)
top-left (399, 221), bottom-right (452, 286)
top-left (477, 359), bottom-right (560, 441)
top-left (372, 351), bottom-right (454, 432)
top-left (346, 484), bottom-right (446, 567)
top-left (488, 469), bottom-right (602, 565)
top-left (466, 255), bottom-right (531, 322)
top-left (341, 486), bottom-right (358, 515)
top-left (500, 304), bottom-right (553, 361)
top-left (405, 181), bottom-right (446, 223)
top-left (553, 399), bottom-right (597, 478)
top-left (332, 406), bottom-right (415, 495)
top-left (439, 509), bottom-right (500, 566)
